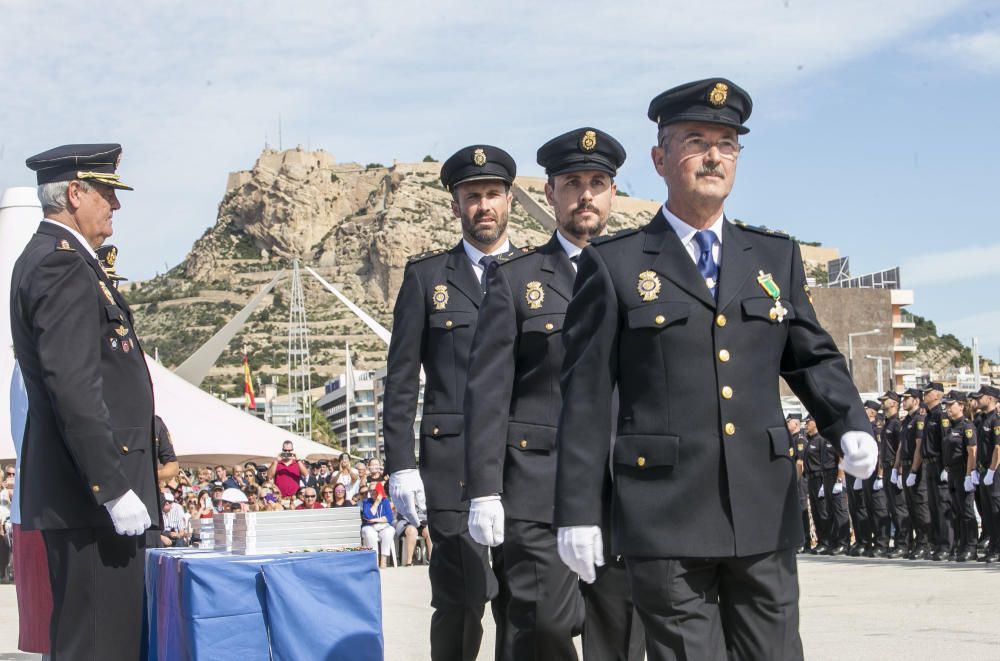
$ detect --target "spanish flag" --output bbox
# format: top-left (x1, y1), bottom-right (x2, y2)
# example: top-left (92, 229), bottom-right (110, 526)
top-left (243, 350), bottom-right (256, 410)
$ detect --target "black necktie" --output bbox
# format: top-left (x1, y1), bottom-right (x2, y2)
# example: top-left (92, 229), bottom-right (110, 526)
top-left (570, 255), bottom-right (579, 264)
top-left (479, 255), bottom-right (497, 293)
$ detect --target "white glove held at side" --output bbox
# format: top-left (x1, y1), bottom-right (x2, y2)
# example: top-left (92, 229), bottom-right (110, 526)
top-left (817, 485), bottom-right (826, 498)
top-left (891, 468), bottom-right (899, 484)
top-left (557, 526), bottom-right (604, 584)
top-left (906, 472), bottom-right (917, 488)
top-left (468, 495), bottom-right (504, 547)
top-left (852, 478), bottom-right (863, 491)
top-left (104, 489), bottom-right (151, 536)
top-left (985, 469), bottom-right (996, 486)
top-left (832, 480), bottom-right (844, 495)
top-left (964, 475), bottom-right (974, 492)
top-left (873, 478), bottom-right (883, 491)
top-left (388, 469), bottom-right (425, 527)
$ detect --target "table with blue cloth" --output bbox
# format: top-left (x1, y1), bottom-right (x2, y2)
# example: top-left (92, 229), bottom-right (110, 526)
top-left (145, 548), bottom-right (383, 661)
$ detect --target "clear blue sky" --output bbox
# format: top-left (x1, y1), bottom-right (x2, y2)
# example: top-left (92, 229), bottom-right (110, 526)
top-left (2, 1), bottom-right (998, 358)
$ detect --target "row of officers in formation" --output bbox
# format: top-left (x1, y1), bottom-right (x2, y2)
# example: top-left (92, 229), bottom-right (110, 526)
top-left (14, 77), bottom-right (882, 661)
top-left (791, 383), bottom-right (1000, 563)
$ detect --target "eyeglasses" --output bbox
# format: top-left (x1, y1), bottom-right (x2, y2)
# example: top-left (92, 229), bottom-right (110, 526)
top-left (303, 494), bottom-right (317, 499)
top-left (671, 137), bottom-right (743, 159)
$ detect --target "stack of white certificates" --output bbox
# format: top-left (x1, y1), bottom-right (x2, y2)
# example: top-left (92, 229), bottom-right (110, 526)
top-left (218, 508), bottom-right (362, 555)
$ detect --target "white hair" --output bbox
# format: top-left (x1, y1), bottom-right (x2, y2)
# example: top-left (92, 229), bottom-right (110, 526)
top-left (37, 180), bottom-right (91, 215)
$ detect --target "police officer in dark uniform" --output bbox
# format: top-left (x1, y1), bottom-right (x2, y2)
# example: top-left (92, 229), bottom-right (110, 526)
top-left (879, 391), bottom-right (910, 558)
top-left (941, 391), bottom-right (978, 561)
top-left (786, 413), bottom-right (811, 552)
top-left (852, 401), bottom-right (890, 556)
top-left (970, 387), bottom-right (996, 555)
top-left (12, 144), bottom-right (157, 660)
top-left (552, 79), bottom-right (876, 660)
top-left (920, 382), bottom-right (954, 561)
top-left (978, 385), bottom-right (1000, 563)
top-left (804, 417), bottom-right (849, 554)
top-left (464, 128), bottom-right (642, 660)
top-left (894, 388), bottom-right (931, 559)
top-left (382, 145), bottom-right (516, 661)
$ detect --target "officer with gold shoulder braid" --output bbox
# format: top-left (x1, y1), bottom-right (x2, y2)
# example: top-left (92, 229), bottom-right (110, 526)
top-left (552, 79), bottom-right (875, 660)
top-left (12, 144), bottom-right (157, 660)
top-left (382, 146), bottom-right (516, 661)
top-left (464, 128), bottom-right (642, 661)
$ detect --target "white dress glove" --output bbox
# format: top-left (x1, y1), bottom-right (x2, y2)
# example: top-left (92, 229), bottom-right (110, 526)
top-left (985, 469), bottom-right (996, 486)
top-left (873, 478), bottom-right (883, 491)
top-left (971, 471), bottom-right (980, 486)
top-left (104, 489), bottom-right (151, 536)
top-left (388, 469), bottom-right (425, 526)
top-left (895, 474), bottom-right (903, 489)
top-left (832, 480), bottom-right (844, 495)
top-left (906, 472), bottom-right (917, 488)
top-left (818, 485), bottom-right (826, 498)
top-left (468, 495), bottom-right (504, 547)
top-left (964, 475), bottom-right (974, 492)
top-left (840, 431), bottom-right (878, 478)
top-left (939, 469), bottom-right (949, 484)
top-left (890, 468), bottom-right (899, 484)
top-left (557, 526), bottom-right (605, 584)
top-left (852, 478), bottom-right (863, 491)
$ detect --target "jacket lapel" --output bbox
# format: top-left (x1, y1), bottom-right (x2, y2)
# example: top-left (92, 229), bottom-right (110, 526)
top-left (539, 232), bottom-right (575, 303)
top-left (715, 220), bottom-right (754, 313)
top-left (644, 210), bottom-right (716, 310)
top-left (445, 243), bottom-right (483, 307)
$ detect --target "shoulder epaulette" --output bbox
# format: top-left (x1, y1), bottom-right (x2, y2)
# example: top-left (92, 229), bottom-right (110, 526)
top-left (731, 219), bottom-right (789, 239)
top-left (407, 248), bottom-right (445, 264)
top-left (54, 239), bottom-right (76, 252)
top-left (591, 227), bottom-right (640, 245)
top-left (496, 245), bottom-right (536, 264)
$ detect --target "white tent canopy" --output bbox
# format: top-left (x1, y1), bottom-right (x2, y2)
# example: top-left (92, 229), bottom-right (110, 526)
top-left (0, 186), bottom-right (339, 466)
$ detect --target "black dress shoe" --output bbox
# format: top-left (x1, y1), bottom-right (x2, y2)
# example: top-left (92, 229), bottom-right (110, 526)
top-left (864, 548), bottom-right (879, 558)
top-left (931, 550), bottom-right (946, 561)
top-left (849, 544), bottom-right (864, 557)
top-left (886, 547), bottom-right (906, 559)
top-left (824, 544), bottom-right (848, 556)
top-left (812, 544), bottom-right (828, 555)
top-left (985, 553), bottom-right (998, 563)
top-left (960, 550), bottom-right (976, 562)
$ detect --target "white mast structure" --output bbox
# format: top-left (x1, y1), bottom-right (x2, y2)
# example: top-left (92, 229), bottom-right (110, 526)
top-left (287, 259), bottom-right (313, 440)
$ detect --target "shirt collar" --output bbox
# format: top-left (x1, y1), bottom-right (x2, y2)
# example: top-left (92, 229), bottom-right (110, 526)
top-left (554, 229), bottom-right (583, 260)
top-left (660, 203), bottom-right (725, 247)
top-left (462, 237), bottom-right (511, 265)
top-left (41, 218), bottom-right (98, 259)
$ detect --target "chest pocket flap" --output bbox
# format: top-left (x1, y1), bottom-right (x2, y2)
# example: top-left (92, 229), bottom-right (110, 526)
top-left (522, 314), bottom-right (564, 335)
top-left (742, 297), bottom-right (796, 322)
top-left (626, 301), bottom-right (691, 330)
top-left (428, 311), bottom-right (474, 330)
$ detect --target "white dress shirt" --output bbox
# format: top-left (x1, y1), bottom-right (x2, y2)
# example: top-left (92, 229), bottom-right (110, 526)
top-left (42, 218), bottom-right (98, 259)
top-left (555, 229), bottom-right (583, 271)
top-left (660, 204), bottom-right (724, 267)
top-left (463, 238), bottom-right (511, 281)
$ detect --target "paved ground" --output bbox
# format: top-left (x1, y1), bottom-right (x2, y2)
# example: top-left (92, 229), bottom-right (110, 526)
top-left (2, 555), bottom-right (998, 660)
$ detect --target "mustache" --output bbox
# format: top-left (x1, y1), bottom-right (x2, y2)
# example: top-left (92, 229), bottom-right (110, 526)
top-left (696, 165), bottom-right (725, 178)
top-left (573, 204), bottom-right (600, 215)
top-left (474, 211), bottom-right (497, 222)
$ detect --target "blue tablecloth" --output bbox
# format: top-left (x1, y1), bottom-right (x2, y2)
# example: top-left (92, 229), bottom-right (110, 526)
top-left (145, 549), bottom-right (383, 661)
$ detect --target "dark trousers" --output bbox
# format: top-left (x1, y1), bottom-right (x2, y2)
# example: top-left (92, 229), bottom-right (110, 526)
top-left (500, 518), bottom-right (583, 661)
top-left (847, 483), bottom-right (862, 544)
top-left (922, 459), bottom-right (954, 551)
top-left (946, 466), bottom-right (978, 554)
top-left (580, 555), bottom-right (645, 661)
top-left (427, 509), bottom-right (502, 661)
top-left (807, 471), bottom-right (849, 546)
top-left (974, 468), bottom-right (992, 544)
top-left (42, 527), bottom-right (147, 661)
top-left (901, 460), bottom-right (930, 548)
top-left (626, 548), bottom-right (803, 661)
top-left (854, 476), bottom-right (890, 550)
top-left (885, 474), bottom-right (911, 548)
top-left (987, 478), bottom-right (1000, 554)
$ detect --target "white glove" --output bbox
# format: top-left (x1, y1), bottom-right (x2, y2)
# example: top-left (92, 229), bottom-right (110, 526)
top-left (940, 469), bottom-right (949, 484)
top-left (840, 431), bottom-right (878, 478)
top-left (557, 526), bottom-right (605, 584)
top-left (873, 478), bottom-right (883, 491)
top-left (817, 485), bottom-right (825, 498)
top-left (103, 489), bottom-right (151, 536)
top-left (468, 495), bottom-right (504, 547)
top-left (971, 471), bottom-right (980, 486)
top-left (388, 469), bottom-right (425, 526)
top-left (852, 478), bottom-right (863, 491)
top-left (964, 475), bottom-right (974, 492)
top-left (890, 468), bottom-right (899, 484)
top-left (906, 472), bottom-right (917, 488)
top-left (895, 474), bottom-right (903, 489)
top-left (832, 480), bottom-right (844, 495)
top-left (985, 469), bottom-right (995, 486)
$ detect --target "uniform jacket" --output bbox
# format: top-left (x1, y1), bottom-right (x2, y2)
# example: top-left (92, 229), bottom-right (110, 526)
top-left (942, 417), bottom-right (975, 469)
top-left (554, 211), bottom-right (869, 558)
top-left (882, 416), bottom-right (902, 470)
top-left (899, 411), bottom-right (925, 462)
top-left (975, 410), bottom-right (998, 469)
top-left (922, 405), bottom-right (944, 460)
top-left (383, 240), bottom-right (506, 511)
top-left (804, 433), bottom-right (838, 475)
top-left (10, 222), bottom-right (157, 530)
top-left (463, 233), bottom-right (581, 523)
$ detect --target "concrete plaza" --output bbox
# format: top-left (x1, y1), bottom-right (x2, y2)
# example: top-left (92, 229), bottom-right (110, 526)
top-left (1, 554), bottom-right (996, 660)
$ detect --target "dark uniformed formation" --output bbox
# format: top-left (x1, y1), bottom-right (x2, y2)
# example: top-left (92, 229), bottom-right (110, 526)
top-left (12, 144), bottom-right (157, 660)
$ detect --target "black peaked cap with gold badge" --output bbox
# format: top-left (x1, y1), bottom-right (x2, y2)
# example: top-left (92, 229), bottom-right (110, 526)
top-left (96, 245), bottom-right (127, 283)
top-left (440, 145), bottom-right (516, 191)
top-left (536, 127), bottom-right (626, 178)
top-left (25, 143), bottom-right (134, 190)
top-left (648, 78), bottom-right (753, 135)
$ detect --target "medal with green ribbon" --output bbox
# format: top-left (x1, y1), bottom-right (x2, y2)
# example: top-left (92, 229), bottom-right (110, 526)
top-left (757, 270), bottom-right (787, 322)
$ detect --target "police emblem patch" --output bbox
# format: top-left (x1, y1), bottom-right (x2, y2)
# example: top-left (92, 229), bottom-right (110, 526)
top-left (942, 419), bottom-right (951, 428)
top-left (472, 148), bottom-right (487, 167)
top-left (965, 429), bottom-right (974, 438)
top-left (637, 271), bottom-right (661, 302)
top-left (580, 130), bottom-right (598, 153)
top-left (98, 281), bottom-right (115, 304)
top-left (917, 421), bottom-right (925, 430)
top-left (122, 339), bottom-right (131, 353)
top-left (109, 337), bottom-right (118, 350)
top-left (708, 82), bottom-right (729, 107)
top-left (525, 281), bottom-right (545, 309)
top-left (432, 285), bottom-right (449, 310)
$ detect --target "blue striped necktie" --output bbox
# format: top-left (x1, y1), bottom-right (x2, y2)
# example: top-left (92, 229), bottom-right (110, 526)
top-left (694, 230), bottom-right (718, 299)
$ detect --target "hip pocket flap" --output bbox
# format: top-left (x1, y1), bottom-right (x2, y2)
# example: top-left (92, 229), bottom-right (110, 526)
top-left (506, 421), bottom-right (557, 452)
top-left (613, 434), bottom-right (679, 468)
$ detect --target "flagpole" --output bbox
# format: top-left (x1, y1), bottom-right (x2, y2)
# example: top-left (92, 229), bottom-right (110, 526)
top-left (345, 342), bottom-right (352, 456)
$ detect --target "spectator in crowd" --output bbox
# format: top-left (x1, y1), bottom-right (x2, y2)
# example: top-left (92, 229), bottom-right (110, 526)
top-left (304, 463), bottom-right (323, 489)
top-left (210, 485), bottom-right (226, 513)
top-left (197, 490), bottom-right (215, 519)
top-left (0, 465), bottom-right (12, 582)
top-left (224, 464), bottom-right (247, 490)
top-left (267, 440), bottom-right (309, 497)
top-left (213, 465), bottom-right (229, 486)
top-left (243, 462), bottom-right (262, 487)
top-left (317, 461), bottom-right (332, 485)
top-left (245, 486), bottom-right (263, 512)
top-left (393, 501), bottom-right (433, 567)
top-left (185, 499), bottom-right (203, 545)
top-left (296, 488), bottom-right (324, 510)
top-left (334, 453), bottom-right (358, 488)
top-left (320, 485), bottom-right (336, 508)
top-left (349, 461), bottom-right (367, 501)
top-left (221, 488), bottom-right (249, 513)
top-left (159, 492), bottom-right (188, 547)
top-left (367, 457), bottom-right (388, 489)
top-left (328, 483), bottom-right (355, 508)
top-left (195, 467), bottom-right (213, 490)
top-left (361, 482), bottom-right (396, 567)
top-left (154, 415), bottom-right (179, 482)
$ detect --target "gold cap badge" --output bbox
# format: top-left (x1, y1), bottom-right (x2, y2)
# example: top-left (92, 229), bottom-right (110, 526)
top-left (525, 281), bottom-right (545, 309)
top-left (580, 130), bottom-right (597, 153)
top-left (637, 271), bottom-right (661, 302)
top-left (708, 82), bottom-right (729, 108)
top-left (472, 148), bottom-right (487, 167)
top-left (432, 284), bottom-right (449, 310)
